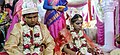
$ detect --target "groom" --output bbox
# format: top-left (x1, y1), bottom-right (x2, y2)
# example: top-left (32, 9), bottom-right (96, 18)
top-left (4, 1), bottom-right (55, 55)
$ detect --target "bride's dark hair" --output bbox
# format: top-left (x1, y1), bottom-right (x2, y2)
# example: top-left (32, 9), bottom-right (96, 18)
top-left (71, 14), bottom-right (83, 24)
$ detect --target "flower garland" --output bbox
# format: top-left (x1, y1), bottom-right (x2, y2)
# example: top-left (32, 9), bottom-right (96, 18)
top-left (70, 30), bottom-right (88, 55)
top-left (70, 30), bottom-right (103, 55)
top-left (22, 24), bottom-right (43, 55)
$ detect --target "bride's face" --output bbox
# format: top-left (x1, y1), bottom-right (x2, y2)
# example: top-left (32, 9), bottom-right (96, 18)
top-left (73, 17), bottom-right (83, 31)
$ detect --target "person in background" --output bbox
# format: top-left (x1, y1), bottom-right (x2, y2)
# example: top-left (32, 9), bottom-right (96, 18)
top-left (62, 14), bottom-right (104, 55)
top-left (0, 0), bottom-right (7, 24)
top-left (4, 3), bottom-right (12, 27)
top-left (5, 0), bottom-right (22, 41)
top-left (4, 1), bottom-right (55, 55)
top-left (0, 0), bottom-right (6, 51)
top-left (43, 0), bottom-right (68, 39)
top-left (43, 0), bottom-right (68, 54)
top-left (0, 0), bottom-right (11, 51)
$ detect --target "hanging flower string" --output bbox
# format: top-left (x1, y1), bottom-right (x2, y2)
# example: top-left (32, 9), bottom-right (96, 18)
top-left (22, 24), bottom-right (43, 55)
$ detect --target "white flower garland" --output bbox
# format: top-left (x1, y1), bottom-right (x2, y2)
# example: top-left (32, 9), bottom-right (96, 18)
top-left (22, 24), bottom-right (42, 55)
top-left (71, 30), bottom-right (88, 55)
top-left (71, 30), bottom-right (103, 55)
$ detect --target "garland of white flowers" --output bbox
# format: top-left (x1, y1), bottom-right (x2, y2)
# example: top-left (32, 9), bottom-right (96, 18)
top-left (71, 30), bottom-right (88, 55)
top-left (22, 24), bottom-right (43, 55)
top-left (70, 30), bottom-right (103, 55)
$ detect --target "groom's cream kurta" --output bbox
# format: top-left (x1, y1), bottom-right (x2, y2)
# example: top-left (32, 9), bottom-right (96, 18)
top-left (4, 23), bottom-right (55, 55)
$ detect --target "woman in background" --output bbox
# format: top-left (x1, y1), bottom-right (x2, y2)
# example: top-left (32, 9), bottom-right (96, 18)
top-left (43, 0), bottom-right (68, 54)
top-left (43, 0), bottom-right (68, 39)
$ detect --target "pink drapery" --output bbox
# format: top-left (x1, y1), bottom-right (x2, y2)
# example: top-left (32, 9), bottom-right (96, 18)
top-left (96, 15), bottom-right (104, 46)
top-left (119, 2), bottom-right (120, 33)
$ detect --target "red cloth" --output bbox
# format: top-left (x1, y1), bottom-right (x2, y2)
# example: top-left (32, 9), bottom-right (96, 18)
top-left (83, 32), bottom-right (96, 48)
top-left (54, 28), bottom-right (72, 53)
top-left (0, 52), bottom-right (8, 55)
